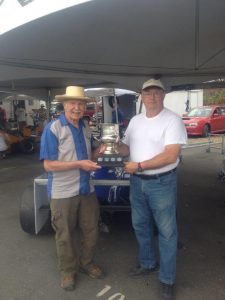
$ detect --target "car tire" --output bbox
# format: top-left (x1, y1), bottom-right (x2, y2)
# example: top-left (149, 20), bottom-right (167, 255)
top-left (19, 139), bottom-right (35, 154)
top-left (20, 185), bottom-right (53, 235)
top-left (202, 124), bottom-right (210, 137)
top-left (20, 185), bottom-right (36, 234)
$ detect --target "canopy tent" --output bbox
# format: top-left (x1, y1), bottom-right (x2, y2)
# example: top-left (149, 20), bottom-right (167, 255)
top-left (0, 0), bottom-right (225, 100)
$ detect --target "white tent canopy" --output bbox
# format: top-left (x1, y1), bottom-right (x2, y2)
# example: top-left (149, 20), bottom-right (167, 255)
top-left (0, 0), bottom-right (225, 100)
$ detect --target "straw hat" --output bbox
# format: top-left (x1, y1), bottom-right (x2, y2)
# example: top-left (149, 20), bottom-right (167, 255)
top-left (55, 86), bottom-right (91, 102)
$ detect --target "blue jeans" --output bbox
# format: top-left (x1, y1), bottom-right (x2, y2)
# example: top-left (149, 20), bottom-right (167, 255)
top-left (130, 171), bottom-right (177, 285)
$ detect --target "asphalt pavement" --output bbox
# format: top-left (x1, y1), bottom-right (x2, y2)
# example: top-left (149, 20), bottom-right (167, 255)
top-left (0, 146), bottom-right (225, 300)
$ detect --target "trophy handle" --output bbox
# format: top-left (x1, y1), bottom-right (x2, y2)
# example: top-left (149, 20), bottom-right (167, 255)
top-left (93, 136), bottom-right (100, 142)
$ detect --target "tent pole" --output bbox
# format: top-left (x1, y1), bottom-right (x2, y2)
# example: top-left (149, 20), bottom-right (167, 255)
top-left (113, 88), bottom-right (119, 124)
top-left (47, 89), bottom-right (51, 121)
top-left (194, 0), bottom-right (200, 70)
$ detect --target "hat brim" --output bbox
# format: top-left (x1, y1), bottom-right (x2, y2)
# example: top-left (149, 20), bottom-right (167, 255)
top-left (142, 84), bottom-right (165, 91)
top-left (55, 95), bottom-right (92, 102)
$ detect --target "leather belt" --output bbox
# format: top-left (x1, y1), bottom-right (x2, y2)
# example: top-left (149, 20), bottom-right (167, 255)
top-left (133, 168), bottom-right (177, 180)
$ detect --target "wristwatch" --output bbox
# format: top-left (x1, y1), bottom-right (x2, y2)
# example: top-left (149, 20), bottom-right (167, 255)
top-left (137, 162), bottom-right (143, 172)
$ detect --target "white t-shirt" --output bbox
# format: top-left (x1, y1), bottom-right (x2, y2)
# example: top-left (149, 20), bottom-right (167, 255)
top-left (122, 108), bottom-right (187, 175)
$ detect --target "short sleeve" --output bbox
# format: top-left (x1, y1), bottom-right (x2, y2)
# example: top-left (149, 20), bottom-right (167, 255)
top-left (164, 116), bottom-right (187, 146)
top-left (40, 123), bottom-right (59, 160)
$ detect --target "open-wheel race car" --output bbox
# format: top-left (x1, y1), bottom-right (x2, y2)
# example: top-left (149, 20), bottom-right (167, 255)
top-left (19, 167), bottom-right (130, 235)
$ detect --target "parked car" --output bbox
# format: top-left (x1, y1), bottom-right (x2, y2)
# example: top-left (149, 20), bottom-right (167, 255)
top-left (83, 102), bottom-right (101, 122)
top-left (182, 105), bottom-right (225, 137)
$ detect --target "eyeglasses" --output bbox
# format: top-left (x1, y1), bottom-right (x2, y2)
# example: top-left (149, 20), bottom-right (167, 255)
top-left (142, 90), bottom-right (163, 98)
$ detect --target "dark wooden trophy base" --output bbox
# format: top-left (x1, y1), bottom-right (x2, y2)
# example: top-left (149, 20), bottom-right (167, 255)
top-left (97, 154), bottom-right (124, 167)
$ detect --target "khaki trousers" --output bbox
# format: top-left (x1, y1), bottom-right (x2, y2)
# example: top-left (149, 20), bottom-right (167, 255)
top-left (50, 192), bottom-right (100, 276)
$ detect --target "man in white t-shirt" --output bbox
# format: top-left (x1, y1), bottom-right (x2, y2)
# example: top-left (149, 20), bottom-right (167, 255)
top-left (116, 79), bottom-right (187, 300)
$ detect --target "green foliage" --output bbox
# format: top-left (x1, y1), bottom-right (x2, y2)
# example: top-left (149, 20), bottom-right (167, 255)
top-left (203, 89), bottom-right (225, 105)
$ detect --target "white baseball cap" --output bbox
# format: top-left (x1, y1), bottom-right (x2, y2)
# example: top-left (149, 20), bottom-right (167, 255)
top-left (142, 78), bottom-right (165, 91)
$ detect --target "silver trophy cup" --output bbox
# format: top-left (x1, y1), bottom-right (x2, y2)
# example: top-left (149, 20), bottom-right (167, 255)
top-left (97, 123), bottom-right (123, 166)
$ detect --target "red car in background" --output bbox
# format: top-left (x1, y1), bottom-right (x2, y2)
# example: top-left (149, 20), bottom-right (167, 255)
top-left (182, 105), bottom-right (225, 137)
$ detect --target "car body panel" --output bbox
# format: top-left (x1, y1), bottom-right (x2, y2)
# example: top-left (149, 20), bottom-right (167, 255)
top-left (182, 105), bottom-right (225, 136)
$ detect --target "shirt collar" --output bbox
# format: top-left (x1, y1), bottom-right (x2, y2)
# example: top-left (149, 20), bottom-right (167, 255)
top-left (59, 112), bottom-right (85, 128)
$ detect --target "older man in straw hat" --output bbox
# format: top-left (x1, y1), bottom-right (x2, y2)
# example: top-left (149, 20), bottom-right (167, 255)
top-left (40, 86), bottom-right (105, 291)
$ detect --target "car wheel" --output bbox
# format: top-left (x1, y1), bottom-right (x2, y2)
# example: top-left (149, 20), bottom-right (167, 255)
top-left (202, 124), bottom-right (210, 137)
top-left (20, 185), bottom-right (36, 234)
top-left (19, 139), bottom-right (35, 154)
top-left (20, 185), bottom-right (53, 235)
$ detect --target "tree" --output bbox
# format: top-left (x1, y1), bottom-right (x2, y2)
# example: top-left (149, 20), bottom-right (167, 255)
top-left (203, 88), bottom-right (225, 105)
